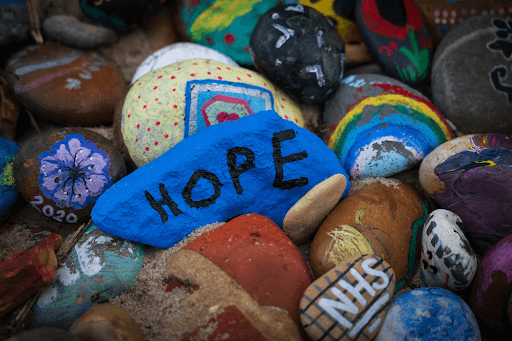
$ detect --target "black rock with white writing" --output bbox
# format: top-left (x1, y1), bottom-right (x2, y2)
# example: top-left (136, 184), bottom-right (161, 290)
top-left (250, 4), bottom-right (345, 102)
top-left (432, 15), bottom-right (512, 135)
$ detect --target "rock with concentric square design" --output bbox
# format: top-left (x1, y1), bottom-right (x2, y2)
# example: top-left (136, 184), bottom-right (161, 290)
top-left (300, 254), bottom-right (395, 341)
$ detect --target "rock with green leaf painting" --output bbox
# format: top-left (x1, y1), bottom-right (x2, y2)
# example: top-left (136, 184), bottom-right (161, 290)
top-left (0, 137), bottom-right (19, 222)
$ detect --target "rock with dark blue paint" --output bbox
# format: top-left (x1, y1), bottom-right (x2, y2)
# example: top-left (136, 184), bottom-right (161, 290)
top-left (0, 137), bottom-right (19, 222)
top-left (30, 225), bottom-right (145, 330)
top-left (92, 110), bottom-right (349, 248)
top-left (374, 287), bottom-right (481, 341)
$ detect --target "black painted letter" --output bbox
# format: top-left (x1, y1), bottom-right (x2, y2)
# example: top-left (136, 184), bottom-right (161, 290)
top-left (272, 129), bottom-right (309, 190)
top-left (490, 66), bottom-right (512, 104)
top-left (227, 146), bottom-right (255, 195)
top-left (182, 169), bottom-right (223, 208)
top-left (145, 183), bottom-right (183, 224)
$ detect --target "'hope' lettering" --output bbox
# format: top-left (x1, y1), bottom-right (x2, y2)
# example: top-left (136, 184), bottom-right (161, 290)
top-left (145, 129), bottom-right (309, 223)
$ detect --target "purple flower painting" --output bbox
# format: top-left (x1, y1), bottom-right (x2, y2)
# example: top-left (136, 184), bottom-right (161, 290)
top-left (38, 134), bottom-right (112, 210)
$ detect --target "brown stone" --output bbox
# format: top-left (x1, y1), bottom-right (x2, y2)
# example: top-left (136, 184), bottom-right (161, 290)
top-left (310, 181), bottom-right (427, 292)
top-left (143, 4), bottom-right (179, 52)
top-left (112, 93), bottom-right (135, 170)
top-left (0, 223), bottom-right (62, 318)
top-left (4, 42), bottom-right (127, 126)
top-left (0, 85), bottom-right (20, 140)
top-left (69, 304), bottom-right (145, 341)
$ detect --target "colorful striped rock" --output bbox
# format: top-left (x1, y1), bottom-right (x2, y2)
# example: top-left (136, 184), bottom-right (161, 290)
top-left (0, 137), bottom-right (19, 222)
top-left (163, 214), bottom-right (311, 340)
top-left (31, 225), bottom-right (145, 330)
top-left (323, 73), bottom-right (453, 178)
top-left (122, 58), bottom-right (304, 167)
top-left (419, 134), bottom-right (512, 256)
top-left (300, 254), bottom-right (395, 341)
top-left (421, 209), bottom-right (477, 291)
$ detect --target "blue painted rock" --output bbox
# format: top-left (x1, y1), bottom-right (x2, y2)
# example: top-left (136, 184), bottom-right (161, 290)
top-left (13, 128), bottom-right (127, 224)
top-left (300, 254), bottom-right (395, 340)
top-left (0, 0), bottom-right (30, 45)
top-left (419, 134), bottom-right (512, 256)
top-left (31, 224), bottom-right (145, 330)
top-left (432, 15), bottom-right (512, 135)
top-left (375, 287), bottom-right (481, 341)
top-left (92, 110), bottom-right (349, 248)
top-left (122, 58), bottom-right (304, 167)
top-left (421, 209), bottom-right (477, 291)
top-left (4, 42), bottom-right (127, 126)
top-left (0, 137), bottom-right (19, 222)
top-left (323, 73), bottom-right (453, 178)
top-left (250, 4), bottom-right (345, 102)
top-left (131, 42), bottom-right (239, 85)
top-left (355, 0), bottom-right (433, 87)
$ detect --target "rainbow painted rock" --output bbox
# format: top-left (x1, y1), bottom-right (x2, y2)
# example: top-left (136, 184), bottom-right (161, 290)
top-left (0, 137), bottom-right (19, 222)
top-left (419, 134), bottom-right (512, 256)
top-left (122, 58), bottom-right (304, 167)
top-left (31, 225), bottom-right (145, 330)
top-left (323, 73), bottom-right (453, 178)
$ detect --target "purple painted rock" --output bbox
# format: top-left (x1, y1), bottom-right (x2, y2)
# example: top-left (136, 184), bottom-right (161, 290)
top-left (469, 233), bottom-right (512, 334)
top-left (419, 134), bottom-right (512, 256)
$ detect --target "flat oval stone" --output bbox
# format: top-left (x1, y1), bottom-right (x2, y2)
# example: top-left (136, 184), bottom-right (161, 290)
top-left (323, 73), bottom-right (453, 178)
top-left (13, 128), bottom-right (127, 224)
top-left (4, 43), bottom-right (127, 126)
top-left (419, 133), bottom-right (512, 256)
top-left (310, 180), bottom-right (428, 293)
top-left (131, 42), bottom-right (239, 85)
top-left (250, 4), bottom-right (345, 102)
top-left (375, 287), bottom-right (481, 341)
top-left (31, 225), bottom-right (145, 330)
top-left (432, 15), bottom-right (512, 135)
top-left (0, 137), bottom-right (19, 222)
top-left (283, 173), bottom-right (348, 245)
top-left (123, 58), bottom-right (304, 167)
top-left (420, 209), bottom-right (477, 290)
top-left (300, 254), bottom-right (395, 340)
top-left (93, 111), bottom-right (348, 248)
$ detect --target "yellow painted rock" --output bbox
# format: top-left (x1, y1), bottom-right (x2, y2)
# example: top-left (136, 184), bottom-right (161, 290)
top-left (122, 58), bottom-right (304, 167)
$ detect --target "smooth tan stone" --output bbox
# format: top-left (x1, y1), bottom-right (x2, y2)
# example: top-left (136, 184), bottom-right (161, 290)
top-left (283, 173), bottom-right (348, 245)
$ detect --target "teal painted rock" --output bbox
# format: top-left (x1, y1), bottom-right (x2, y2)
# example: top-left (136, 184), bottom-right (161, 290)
top-left (31, 225), bottom-right (144, 330)
top-left (0, 137), bottom-right (19, 222)
top-left (92, 110), bottom-right (349, 248)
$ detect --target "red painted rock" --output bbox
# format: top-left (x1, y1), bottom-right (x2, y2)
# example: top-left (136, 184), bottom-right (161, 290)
top-left (4, 42), bottom-right (127, 126)
top-left (163, 213), bottom-right (312, 340)
top-left (0, 223), bottom-right (63, 318)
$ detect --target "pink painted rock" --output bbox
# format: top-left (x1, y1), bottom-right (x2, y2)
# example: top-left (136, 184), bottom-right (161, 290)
top-left (163, 213), bottom-right (312, 340)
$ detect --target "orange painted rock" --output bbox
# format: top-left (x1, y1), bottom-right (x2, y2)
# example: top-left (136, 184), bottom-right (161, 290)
top-left (300, 254), bottom-right (395, 340)
top-left (310, 180), bottom-right (428, 293)
top-left (163, 213), bottom-right (312, 340)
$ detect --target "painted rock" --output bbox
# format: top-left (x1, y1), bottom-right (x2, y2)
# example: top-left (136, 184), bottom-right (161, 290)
top-left (13, 128), bottom-right (127, 224)
top-left (375, 287), bottom-right (481, 341)
top-left (299, 0), bottom-right (361, 43)
top-left (509, 291), bottom-right (512, 327)
top-left (283, 173), bottom-right (348, 245)
top-left (0, 137), bottom-right (19, 222)
top-left (0, 1), bottom-right (30, 45)
top-left (0, 84), bottom-right (21, 140)
top-left (250, 4), bottom-right (345, 102)
top-left (323, 73), bottom-right (453, 178)
top-left (420, 209), bottom-right (477, 291)
top-left (69, 304), bottom-right (145, 341)
top-left (4, 43), bottom-right (127, 126)
top-left (0, 224), bottom-right (63, 318)
top-left (419, 134), bottom-right (512, 255)
top-left (31, 225), bottom-right (145, 330)
top-left (355, 0), bottom-right (433, 87)
top-left (177, 0), bottom-right (298, 66)
top-left (122, 58), bottom-right (304, 167)
top-left (432, 15), bottom-right (512, 135)
top-left (131, 42), bottom-right (239, 85)
top-left (7, 328), bottom-right (82, 341)
top-left (80, 0), bottom-right (166, 30)
top-left (310, 179), bottom-right (428, 293)
top-left (94, 111), bottom-right (348, 248)
top-left (162, 213), bottom-right (309, 340)
top-left (43, 15), bottom-right (118, 49)
top-left (469, 233), bottom-right (512, 333)
top-left (300, 254), bottom-right (395, 340)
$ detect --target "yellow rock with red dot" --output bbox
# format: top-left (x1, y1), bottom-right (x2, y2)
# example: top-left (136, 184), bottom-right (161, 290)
top-left (122, 58), bottom-right (304, 167)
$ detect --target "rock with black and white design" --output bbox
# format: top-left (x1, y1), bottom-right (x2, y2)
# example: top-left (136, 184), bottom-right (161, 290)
top-left (432, 15), bottom-right (512, 135)
top-left (420, 209), bottom-right (477, 291)
top-left (300, 254), bottom-right (395, 341)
